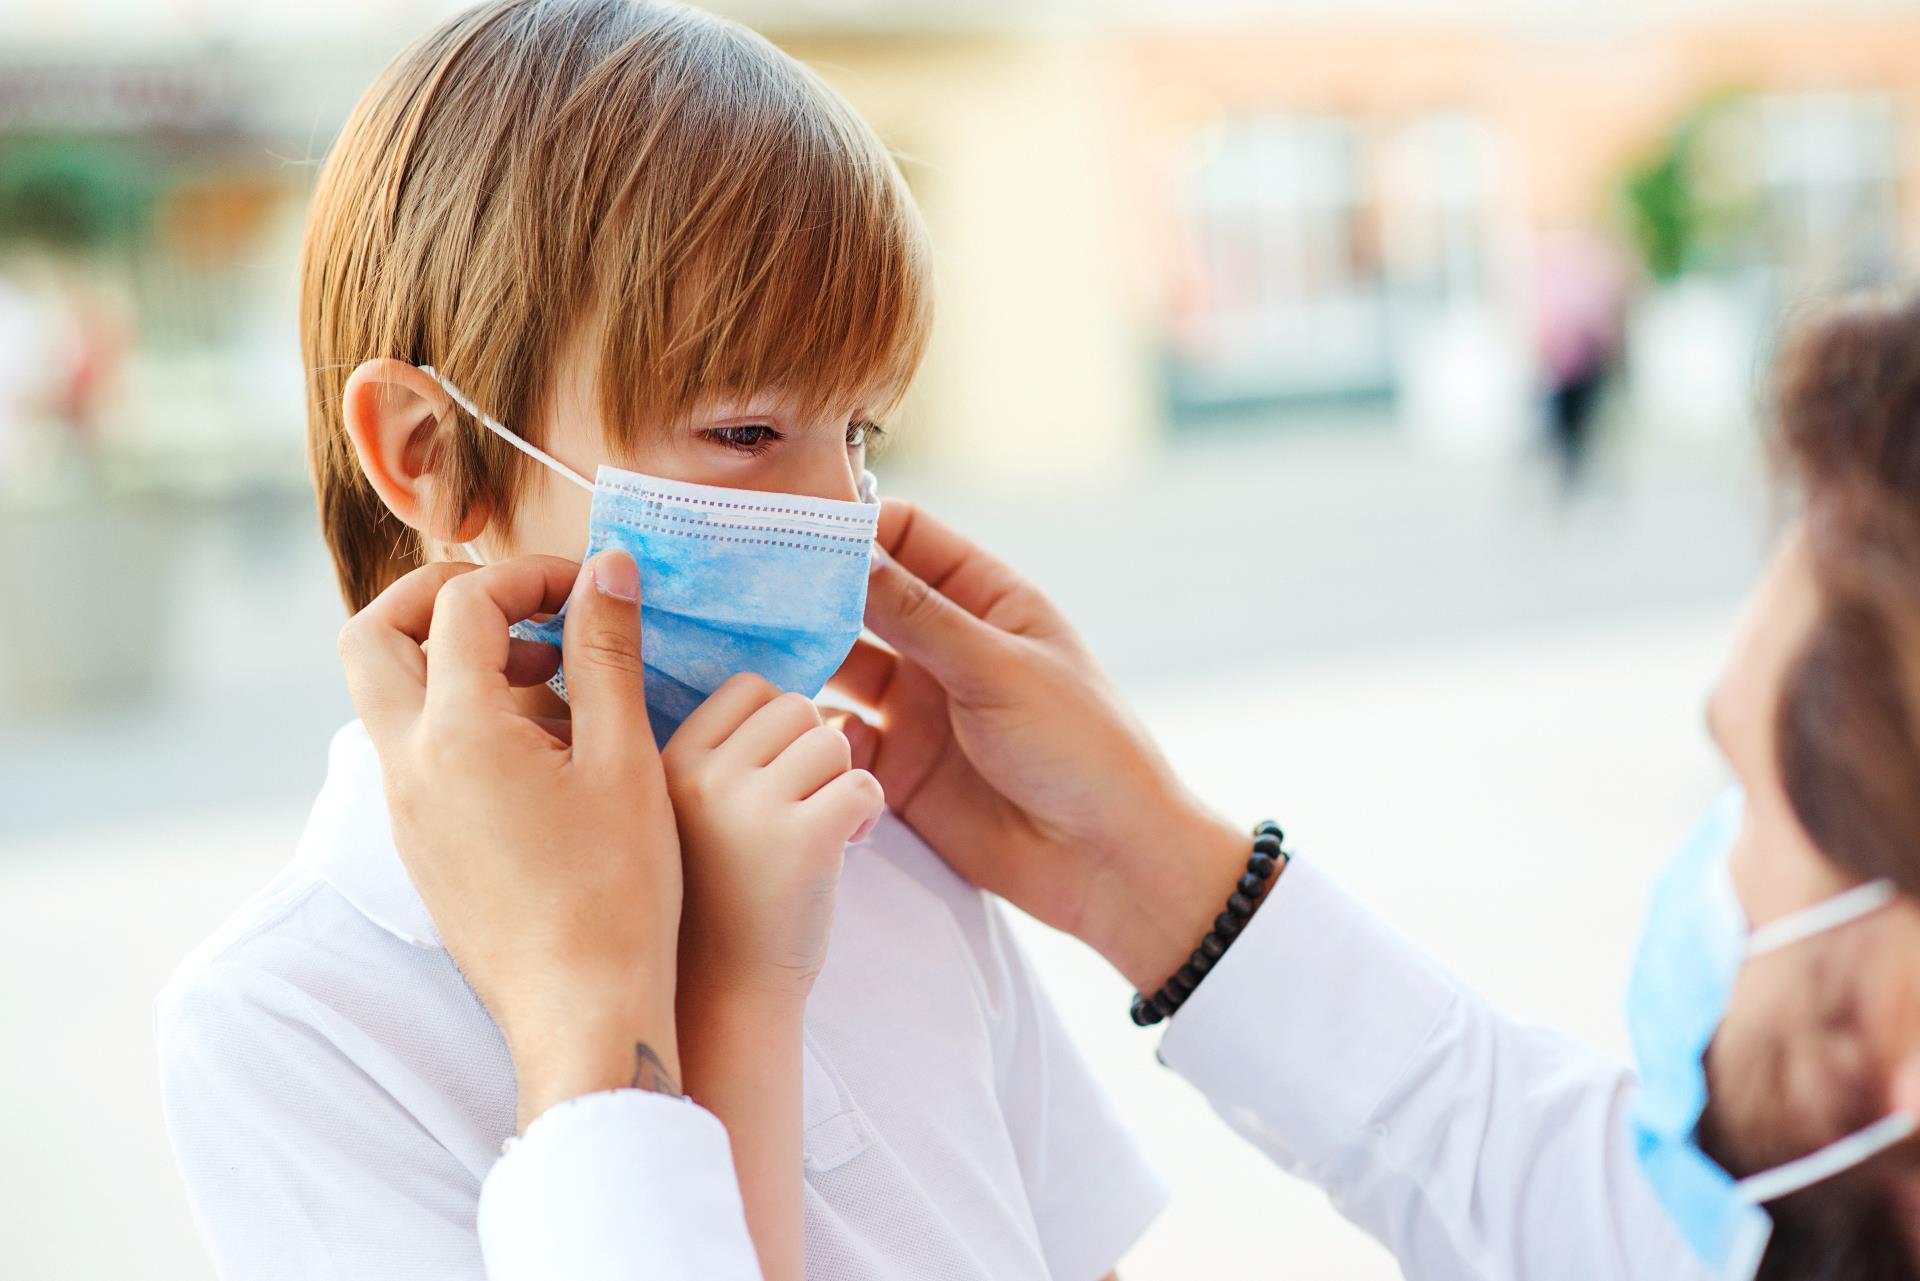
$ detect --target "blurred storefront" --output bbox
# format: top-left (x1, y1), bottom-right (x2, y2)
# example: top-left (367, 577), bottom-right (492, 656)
top-left (1, 2), bottom-right (1917, 493)
top-left (1099, 12), bottom-right (1920, 447)
top-left (0, 52), bottom-right (326, 710)
top-left (747, 4), bottom-right (1920, 466)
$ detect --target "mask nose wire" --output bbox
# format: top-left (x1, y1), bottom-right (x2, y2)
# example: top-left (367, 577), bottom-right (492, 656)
top-left (418, 366), bottom-right (596, 495)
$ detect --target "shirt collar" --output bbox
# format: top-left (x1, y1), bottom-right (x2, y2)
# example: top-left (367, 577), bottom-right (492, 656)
top-left (294, 721), bottom-right (442, 949)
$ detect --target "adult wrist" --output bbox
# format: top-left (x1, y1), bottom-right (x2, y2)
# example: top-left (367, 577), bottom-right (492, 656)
top-left (1091, 797), bottom-right (1257, 994)
top-left (1128, 819), bottom-right (1286, 1025)
top-left (510, 1004), bottom-right (682, 1133)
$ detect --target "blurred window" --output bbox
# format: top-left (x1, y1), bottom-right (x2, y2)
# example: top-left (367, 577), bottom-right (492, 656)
top-left (1699, 90), bottom-right (1904, 294)
top-left (1379, 114), bottom-right (1502, 309)
top-left (1166, 111), bottom-right (1506, 424)
top-left (1174, 115), bottom-right (1391, 413)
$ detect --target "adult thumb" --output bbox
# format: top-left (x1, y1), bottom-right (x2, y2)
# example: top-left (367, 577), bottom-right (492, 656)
top-left (563, 549), bottom-right (655, 766)
top-left (863, 543), bottom-right (999, 696)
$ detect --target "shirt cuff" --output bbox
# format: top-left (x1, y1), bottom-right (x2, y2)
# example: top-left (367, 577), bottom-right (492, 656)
top-left (479, 1089), bottom-right (761, 1281)
top-left (1156, 859), bottom-right (1459, 1175)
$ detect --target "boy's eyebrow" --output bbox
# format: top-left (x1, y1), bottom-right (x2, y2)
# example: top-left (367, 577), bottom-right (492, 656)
top-left (684, 388), bottom-right (892, 425)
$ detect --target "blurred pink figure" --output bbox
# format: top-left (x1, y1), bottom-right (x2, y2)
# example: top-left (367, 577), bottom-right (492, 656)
top-left (1534, 228), bottom-right (1628, 492)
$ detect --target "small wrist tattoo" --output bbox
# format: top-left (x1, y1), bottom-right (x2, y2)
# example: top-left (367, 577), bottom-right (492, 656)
top-left (630, 1042), bottom-right (681, 1097)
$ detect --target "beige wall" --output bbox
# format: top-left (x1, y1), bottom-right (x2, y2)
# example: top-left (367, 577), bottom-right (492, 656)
top-left (1109, 15), bottom-right (1920, 282)
top-left (780, 16), bottom-right (1920, 472)
top-left (783, 33), bottom-right (1158, 481)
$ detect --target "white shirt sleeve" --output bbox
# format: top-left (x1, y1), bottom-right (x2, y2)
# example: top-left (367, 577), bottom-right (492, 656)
top-left (157, 962), bottom-right (760, 1281)
top-left (1156, 860), bottom-right (1711, 1281)
top-left (979, 900), bottom-right (1170, 1281)
top-left (157, 963), bottom-right (487, 1278)
top-left (479, 1091), bottom-right (761, 1281)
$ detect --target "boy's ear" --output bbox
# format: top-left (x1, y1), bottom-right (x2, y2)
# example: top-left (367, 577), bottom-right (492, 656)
top-left (342, 359), bottom-right (488, 542)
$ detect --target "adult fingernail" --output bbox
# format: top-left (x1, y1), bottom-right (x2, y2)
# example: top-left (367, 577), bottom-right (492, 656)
top-left (868, 539), bottom-right (889, 572)
top-left (839, 716), bottom-right (875, 765)
top-left (590, 549), bottom-right (638, 601)
top-left (850, 815), bottom-right (878, 844)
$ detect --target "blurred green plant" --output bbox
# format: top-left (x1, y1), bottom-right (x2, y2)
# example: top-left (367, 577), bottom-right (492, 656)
top-left (0, 137), bottom-right (155, 251)
top-left (1618, 94), bottom-right (1756, 282)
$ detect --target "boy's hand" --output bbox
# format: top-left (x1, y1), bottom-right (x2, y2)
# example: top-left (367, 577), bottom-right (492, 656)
top-left (663, 673), bottom-right (884, 1001)
top-left (662, 674), bottom-right (882, 1281)
top-left (338, 549), bottom-right (685, 1132)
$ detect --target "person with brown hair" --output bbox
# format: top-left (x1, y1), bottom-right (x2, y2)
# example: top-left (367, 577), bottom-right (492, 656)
top-left (154, 4), bottom-right (1166, 1279)
top-left (339, 287), bottom-right (1920, 1279)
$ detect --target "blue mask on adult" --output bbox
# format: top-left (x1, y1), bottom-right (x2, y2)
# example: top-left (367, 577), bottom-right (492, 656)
top-left (1626, 787), bottom-right (1913, 1280)
top-left (422, 367), bottom-right (878, 746)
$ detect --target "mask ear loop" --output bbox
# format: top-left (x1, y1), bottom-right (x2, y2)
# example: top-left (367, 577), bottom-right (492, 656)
top-left (1729, 877), bottom-right (1910, 1206)
top-left (1735, 1112), bottom-right (1918, 1205)
top-left (418, 366), bottom-right (595, 495)
top-left (1747, 880), bottom-right (1897, 957)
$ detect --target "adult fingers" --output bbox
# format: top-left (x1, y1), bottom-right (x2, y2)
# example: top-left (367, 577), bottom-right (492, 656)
top-left (354, 560), bottom-right (475, 644)
top-left (663, 672), bottom-right (781, 760)
top-left (340, 560), bottom-right (477, 750)
top-left (876, 501), bottom-right (1033, 627)
top-left (504, 638), bottom-right (562, 689)
top-left (766, 723), bottom-right (854, 799)
top-left (864, 536), bottom-right (1007, 698)
top-left (424, 556), bottom-right (579, 707)
top-left (562, 549), bottom-right (656, 770)
top-left (825, 638), bottom-right (897, 710)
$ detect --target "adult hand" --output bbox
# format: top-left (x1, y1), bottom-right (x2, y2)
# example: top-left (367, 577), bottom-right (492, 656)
top-left (338, 548), bottom-right (684, 1131)
top-left (828, 502), bottom-right (1252, 994)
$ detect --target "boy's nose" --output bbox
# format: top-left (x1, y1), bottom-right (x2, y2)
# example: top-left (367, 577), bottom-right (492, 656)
top-left (795, 441), bottom-right (862, 503)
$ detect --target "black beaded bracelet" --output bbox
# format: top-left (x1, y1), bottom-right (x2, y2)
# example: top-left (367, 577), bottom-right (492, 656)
top-left (1129, 820), bottom-right (1289, 1027)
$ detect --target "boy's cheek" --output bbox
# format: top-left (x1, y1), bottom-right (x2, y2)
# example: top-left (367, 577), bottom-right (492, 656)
top-left (495, 488), bottom-right (593, 564)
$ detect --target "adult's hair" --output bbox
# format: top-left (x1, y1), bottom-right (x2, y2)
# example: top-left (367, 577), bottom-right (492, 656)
top-left (301, 0), bottom-right (932, 610)
top-left (1774, 288), bottom-right (1920, 899)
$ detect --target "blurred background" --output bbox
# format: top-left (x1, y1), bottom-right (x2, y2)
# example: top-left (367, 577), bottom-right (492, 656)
top-left (1, 0), bottom-right (1915, 1277)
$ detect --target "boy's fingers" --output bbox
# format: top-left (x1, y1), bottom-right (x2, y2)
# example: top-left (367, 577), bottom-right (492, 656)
top-left (425, 557), bottom-right (579, 705)
top-left (720, 690), bottom-right (822, 769)
top-left (767, 723), bottom-right (854, 799)
top-left (801, 768), bottom-right (886, 844)
top-left (562, 550), bottom-right (656, 769)
top-left (664, 672), bottom-right (782, 758)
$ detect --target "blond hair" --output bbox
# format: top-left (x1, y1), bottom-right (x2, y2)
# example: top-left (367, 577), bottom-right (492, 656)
top-left (301, 0), bottom-right (933, 610)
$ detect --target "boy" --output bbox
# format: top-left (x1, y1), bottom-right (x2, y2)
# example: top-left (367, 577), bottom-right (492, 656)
top-left (155, 2), bottom-right (1166, 1279)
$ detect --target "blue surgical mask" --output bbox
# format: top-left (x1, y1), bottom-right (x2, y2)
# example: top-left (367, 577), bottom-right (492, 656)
top-left (421, 367), bottom-right (878, 745)
top-left (1626, 787), bottom-right (1914, 1280)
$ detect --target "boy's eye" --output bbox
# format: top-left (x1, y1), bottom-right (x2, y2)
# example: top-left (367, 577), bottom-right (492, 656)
top-left (848, 420), bottom-right (886, 450)
top-left (706, 424), bottom-right (781, 454)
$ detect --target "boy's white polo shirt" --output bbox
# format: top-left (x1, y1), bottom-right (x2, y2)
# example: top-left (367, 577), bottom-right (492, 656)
top-left (156, 722), bottom-right (1166, 1280)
